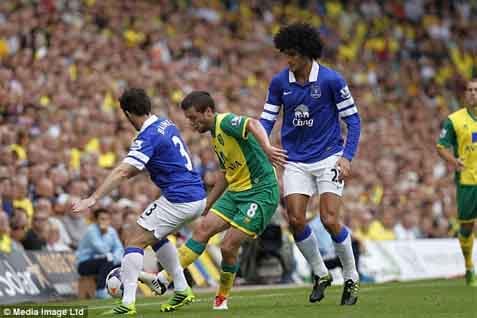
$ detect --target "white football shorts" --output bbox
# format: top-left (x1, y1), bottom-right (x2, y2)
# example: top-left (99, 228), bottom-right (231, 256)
top-left (137, 196), bottom-right (206, 240)
top-left (283, 153), bottom-right (344, 197)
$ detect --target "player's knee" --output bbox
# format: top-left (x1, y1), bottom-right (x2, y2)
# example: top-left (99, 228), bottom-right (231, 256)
top-left (193, 221), bottom-right (213, 243)
top-left (320, 212), bottom-right (339, 229)
top-left (288, 214), bottom-right (306, 234)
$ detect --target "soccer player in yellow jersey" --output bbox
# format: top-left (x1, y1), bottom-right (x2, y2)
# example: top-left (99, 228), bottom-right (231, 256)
top-left (437, 78), bottom-right (477, 286)
top-left (153, 91), bottom-right (287, 311)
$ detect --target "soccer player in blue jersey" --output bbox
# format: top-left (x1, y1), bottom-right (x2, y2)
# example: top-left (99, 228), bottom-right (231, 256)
top-left (72, 88), bottom-right (207, 314)
top-left (260, 23), bottom-right (361, 305)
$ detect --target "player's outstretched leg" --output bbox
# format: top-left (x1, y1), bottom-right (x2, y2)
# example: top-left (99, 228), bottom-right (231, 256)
top-left (139, 238), bottom-right (186, 296)
top-left (158, 238), bottom-right (206, 311)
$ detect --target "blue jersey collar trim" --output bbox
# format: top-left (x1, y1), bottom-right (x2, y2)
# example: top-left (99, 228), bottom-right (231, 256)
top-left (139, 115), bottom-right (158, 133)
top-left (288, 60), bottom-right (320, 84)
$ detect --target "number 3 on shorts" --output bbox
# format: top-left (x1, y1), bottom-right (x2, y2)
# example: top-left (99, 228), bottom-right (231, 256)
top-left (246, 203), bottom-right (258, 218)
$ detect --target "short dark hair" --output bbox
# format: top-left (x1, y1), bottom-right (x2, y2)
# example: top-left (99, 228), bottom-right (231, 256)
top-left (180, 91), bottom-right (215, 113)
top-left (93, 208), bottom-right (110, 220)
top-left (274, 23), bottom-right (323, 60)
top-left (119, 88), bottom-right (151, 116)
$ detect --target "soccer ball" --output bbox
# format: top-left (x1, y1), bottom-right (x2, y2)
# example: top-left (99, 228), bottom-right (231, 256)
top-left (106, 267), bottom-right (123, 298)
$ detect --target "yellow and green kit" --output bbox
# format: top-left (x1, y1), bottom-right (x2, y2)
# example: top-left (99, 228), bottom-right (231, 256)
top-left (210, 113), bottom-right (279, 237)
top-left (437, 108), bottom-right (477, 222)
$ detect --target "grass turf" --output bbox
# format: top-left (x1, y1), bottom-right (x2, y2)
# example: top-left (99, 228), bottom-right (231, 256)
top-left (72, 279), bottom-right (476, 318)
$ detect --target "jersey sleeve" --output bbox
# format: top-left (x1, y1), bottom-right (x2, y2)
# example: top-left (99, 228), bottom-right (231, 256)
top-left (331, 73), bottom-right (358, 119)
top-left (122, 133), bottom-right (154, 170)
top-left (220, 113), bottom-right (250, 140)
top-left (437, 118), bottom-right (456, 149)
top-left (260, 75), bottom-right (283, 135)
top-left (331, 73), bottom-right (361, 160)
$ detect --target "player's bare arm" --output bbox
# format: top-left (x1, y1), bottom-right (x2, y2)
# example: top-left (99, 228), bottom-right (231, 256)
top-left (72, 162), bottom-right (142, 212)
top-left (247, 118), bottom-right (288, 168)
top-left (436, 145), bottom-right (464, 171)
top-left (202, 170), bottom-right (228, 216)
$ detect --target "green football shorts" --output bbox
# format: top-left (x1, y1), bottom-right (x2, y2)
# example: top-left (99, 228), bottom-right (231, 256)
top-left (211, 182), bottom-right (279, 238)
top-left (456, 185), bottom-right (477, 222)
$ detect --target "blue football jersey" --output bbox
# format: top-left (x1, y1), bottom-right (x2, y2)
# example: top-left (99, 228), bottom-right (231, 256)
top-left (123, 115), bottom-right (206, 203)
top-left (260, 61), bottom-right (361, 163)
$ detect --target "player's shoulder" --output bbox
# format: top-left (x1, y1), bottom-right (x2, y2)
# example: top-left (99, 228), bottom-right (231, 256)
top-left (270, 68), bottom-right (289, 86)
top-left (319, 63), bottom-right (345, 83)
top-left (218, 112), bottom-right (247, 131)
top-left (135, 117), bottom-right (175, 145)
top-left (218, 112), bottom-right (240, 127)
top-left (448, 108), bottom-right (468, 121)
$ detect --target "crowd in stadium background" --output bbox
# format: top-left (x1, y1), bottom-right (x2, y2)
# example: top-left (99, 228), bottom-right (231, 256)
top-left (0, 0), bottom-right (476, 281)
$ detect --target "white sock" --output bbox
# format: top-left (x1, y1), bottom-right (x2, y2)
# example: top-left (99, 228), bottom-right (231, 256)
top-left (294, 225), bottom-right (328, 278)
top-left (332, 228), bottom-right (359, 282)
top-left (155, 239), bottom-right (188, 292)
top-left (121, 247), bottom-right (144, 305)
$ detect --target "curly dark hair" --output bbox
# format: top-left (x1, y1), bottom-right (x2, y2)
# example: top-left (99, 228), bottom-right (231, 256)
top-left (273, 23), bottom-right (323, 59)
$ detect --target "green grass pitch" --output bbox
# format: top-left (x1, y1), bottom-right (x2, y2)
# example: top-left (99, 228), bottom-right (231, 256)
top-left (74, 279), bottom-right (475, 318)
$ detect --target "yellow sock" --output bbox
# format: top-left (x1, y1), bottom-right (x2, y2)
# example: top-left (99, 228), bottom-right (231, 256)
top-left (217, 271), bottom-right (236, 298)
top-left (459, 233), bottom-right (474, 271)
top-left (178, 244), bottom-right (201, 268)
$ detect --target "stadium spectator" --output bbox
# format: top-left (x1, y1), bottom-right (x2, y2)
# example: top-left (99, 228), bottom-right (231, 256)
top-left (76, 208), bottom-right (123, 299)
top-left (46, 220), bottom-right (71, 252)
top-left (9, 208), bottom-right (28, 251)
top-left (21, 208), bottom-right (48, 250)
top-left (0, 210), bottom-right (13, 253)
top-left (394, 212), bottom-right (421, 240)
top-left (35, 198), bottom-right (72, 248)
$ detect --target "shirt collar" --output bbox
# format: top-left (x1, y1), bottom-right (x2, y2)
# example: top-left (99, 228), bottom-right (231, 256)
top-left (288, 60), bottom-right (320, 83)
top-left (139, 115), bottom-right (158, 133)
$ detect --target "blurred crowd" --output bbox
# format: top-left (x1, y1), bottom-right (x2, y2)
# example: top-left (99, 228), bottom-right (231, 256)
top-left (1, 0), bottom-right (477, 256)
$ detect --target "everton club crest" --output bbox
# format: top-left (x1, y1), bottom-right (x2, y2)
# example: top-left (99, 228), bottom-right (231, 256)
top-left (310, 84), bottom-right (321, 99)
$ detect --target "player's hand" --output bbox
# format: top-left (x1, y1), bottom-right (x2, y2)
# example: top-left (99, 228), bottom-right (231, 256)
top-left (336, 157), bottom-right (351, 181)
top-left (454, 158), bottom-right (465, 171)
top-left (264, 145), bottom-right (288, 168)
top-left (72, 197), bottom-right (96, 213)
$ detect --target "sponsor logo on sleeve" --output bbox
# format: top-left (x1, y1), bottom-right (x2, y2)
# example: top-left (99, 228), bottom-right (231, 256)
top-left (231, 116), bottom-right (242, 126)
top-left (340, 86), bottom-right (351, 99)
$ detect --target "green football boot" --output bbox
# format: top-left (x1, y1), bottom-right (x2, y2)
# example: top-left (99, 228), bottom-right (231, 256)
top-left (102, 302), bottom-right (136, 315)
top-left (160, 287), bottom-right (195, 312)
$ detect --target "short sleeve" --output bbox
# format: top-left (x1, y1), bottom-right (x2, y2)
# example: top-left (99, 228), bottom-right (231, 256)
top-left (220, 113), bottom-right (250, 140)
top-left (437, 118), bottom-right (456, 149)
top-left (331, 73), bottom-right (358, 118)
top-left (123, 134), bottom-right (154, 170)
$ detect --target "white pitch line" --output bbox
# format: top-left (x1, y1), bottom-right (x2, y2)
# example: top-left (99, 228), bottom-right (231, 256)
top-left (88, 280), bottom-right (457, 310)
